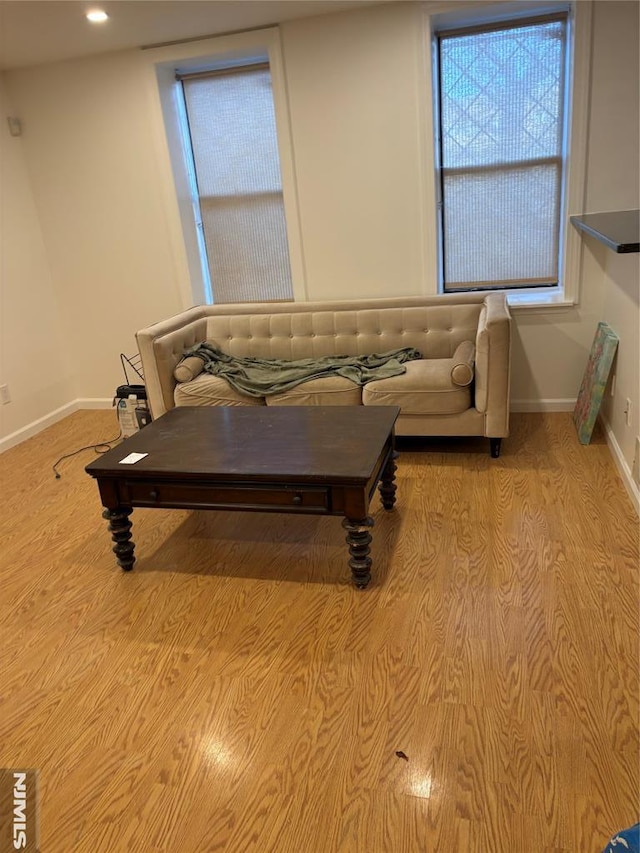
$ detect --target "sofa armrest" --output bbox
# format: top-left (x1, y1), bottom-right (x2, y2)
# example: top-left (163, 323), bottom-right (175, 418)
top-left (474, 293), bottom-right (512, 437)
top-left (136, 307), bottom-right (208, 418)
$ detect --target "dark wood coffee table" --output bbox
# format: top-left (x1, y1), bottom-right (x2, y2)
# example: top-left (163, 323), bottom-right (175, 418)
top-left (86, 405), bottom-right (400, 588)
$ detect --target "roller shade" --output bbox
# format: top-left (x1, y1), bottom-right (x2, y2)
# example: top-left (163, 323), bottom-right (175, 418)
top-left (181, 64), bottom-right (293, 303)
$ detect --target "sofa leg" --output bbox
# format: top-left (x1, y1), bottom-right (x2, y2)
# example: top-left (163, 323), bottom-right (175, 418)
top-left (490, 438), bottom-right (502, 458)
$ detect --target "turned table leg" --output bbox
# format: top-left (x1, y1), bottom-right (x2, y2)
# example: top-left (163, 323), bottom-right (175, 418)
top-left (342, 516), bottom-right (374, 588)
top-left (102, 507), bottom-right (135, 571)
top-left (378, 450), bottom-right (399, 510)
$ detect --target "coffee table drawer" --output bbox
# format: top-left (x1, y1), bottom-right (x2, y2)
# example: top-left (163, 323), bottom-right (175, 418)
top-left (125, 481), bottom-right (330, 512)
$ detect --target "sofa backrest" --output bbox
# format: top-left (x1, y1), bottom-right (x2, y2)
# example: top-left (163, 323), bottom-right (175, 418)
top-left (205, 302), bottom-right (483, 361)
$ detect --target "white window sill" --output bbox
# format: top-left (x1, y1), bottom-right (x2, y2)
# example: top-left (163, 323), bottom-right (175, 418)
top-left (506, 289), bottom-right (576, 312)
top-left (436, 288), bottom-right (577, 311)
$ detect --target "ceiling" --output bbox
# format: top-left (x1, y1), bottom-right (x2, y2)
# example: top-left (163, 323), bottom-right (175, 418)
top-left (0, 0), bottom-right (388, 71)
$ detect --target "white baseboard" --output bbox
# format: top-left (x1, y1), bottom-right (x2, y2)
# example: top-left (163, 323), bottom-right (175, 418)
top-left (510, 398), bottom-right (576, 413)
top-left (600, 416), bottom-right (640, 516)
top-left (0, 401), bottom-right (79, 454)
top-left (76, 398), bottom-right (114, 410)
top-left (0, 398), bottom-right (114, 454)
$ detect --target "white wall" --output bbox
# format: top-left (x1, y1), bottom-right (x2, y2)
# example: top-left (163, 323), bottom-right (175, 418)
top-left (0, 74), bottom-right (72, 442)
top-left (282, 3), bottom-right (430, 300)
top-left (599, 249), bottom-right (639, 491)
top-left (2, 1), bottom-right (638, 451)
top-left (5, 51), bottom-right (187, 408)
top-left (584, 1), bottom-right (640, 215)
top-left (583, 0), bottom-right (639, 490)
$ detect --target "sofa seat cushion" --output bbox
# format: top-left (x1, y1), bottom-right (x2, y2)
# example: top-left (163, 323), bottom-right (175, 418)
top-left (174, 374), bottom-right (266, 407)
top-left (266, 376), bottom-right (362, 406)
top-left (362, 359), bottom-right (471, 415)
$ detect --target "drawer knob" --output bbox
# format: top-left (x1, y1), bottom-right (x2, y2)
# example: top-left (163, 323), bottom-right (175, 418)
top-left (149, 489), bottom-right (159, 501)
top-left (292, 493), bottom-right (303, 506)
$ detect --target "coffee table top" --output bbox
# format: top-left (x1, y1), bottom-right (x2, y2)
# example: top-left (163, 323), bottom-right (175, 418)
top-left (86, 406), bottom-right (399, 485)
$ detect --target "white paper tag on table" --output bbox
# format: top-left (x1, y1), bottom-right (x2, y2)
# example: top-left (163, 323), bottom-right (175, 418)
top-left (119, 452), bottom-right (148, 465)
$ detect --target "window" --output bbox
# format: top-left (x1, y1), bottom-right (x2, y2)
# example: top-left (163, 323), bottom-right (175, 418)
top-left (177, 62), bottom-right (293, 304)
top-left (434, 13), bottom-right (569, 292)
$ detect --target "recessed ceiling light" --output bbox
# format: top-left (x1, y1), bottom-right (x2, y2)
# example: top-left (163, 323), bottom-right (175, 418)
top-left (86, 9), bottom-right (109, 23)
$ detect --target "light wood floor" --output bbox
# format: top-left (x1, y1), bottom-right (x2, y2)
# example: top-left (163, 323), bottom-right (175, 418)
top-left (0, 410), bottom-right (637, 852)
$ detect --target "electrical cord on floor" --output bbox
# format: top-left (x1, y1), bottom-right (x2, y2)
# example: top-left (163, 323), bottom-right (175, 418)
top-left (52, 432), bottom-right (122, 479)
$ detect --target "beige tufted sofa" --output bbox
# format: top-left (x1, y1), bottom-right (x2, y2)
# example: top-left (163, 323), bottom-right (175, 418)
top-left (136, 292), bottom-right (511, 456)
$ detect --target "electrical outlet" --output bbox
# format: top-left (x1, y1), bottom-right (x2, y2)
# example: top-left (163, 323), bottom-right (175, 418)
top-left (610, 373), bottom-right (616, 396)
top-left (625, 398), bottom-right (632, 427)
top-left (0, 384), bottom-right (10, 405)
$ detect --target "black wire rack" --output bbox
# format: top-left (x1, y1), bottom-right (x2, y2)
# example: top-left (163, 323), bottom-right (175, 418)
top-left (120, 352), bottom-right (144, 385)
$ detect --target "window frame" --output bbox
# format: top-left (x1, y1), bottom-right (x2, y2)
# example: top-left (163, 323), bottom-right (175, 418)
top-left (420, 0), bottom-right (592, 310)
top-left (146, 28), bottom-right (306, 307)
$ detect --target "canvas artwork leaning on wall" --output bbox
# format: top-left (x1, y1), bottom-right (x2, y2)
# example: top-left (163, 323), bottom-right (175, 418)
top-left (573, 321), bottom-right (619, 445)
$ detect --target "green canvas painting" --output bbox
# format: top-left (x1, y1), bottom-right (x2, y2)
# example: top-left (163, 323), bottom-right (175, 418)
top-left (573, 322), bottom-right (619, 445)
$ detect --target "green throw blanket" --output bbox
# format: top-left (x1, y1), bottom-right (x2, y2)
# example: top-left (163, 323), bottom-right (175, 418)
top-left (183, 342), bottom-right (421, 398)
